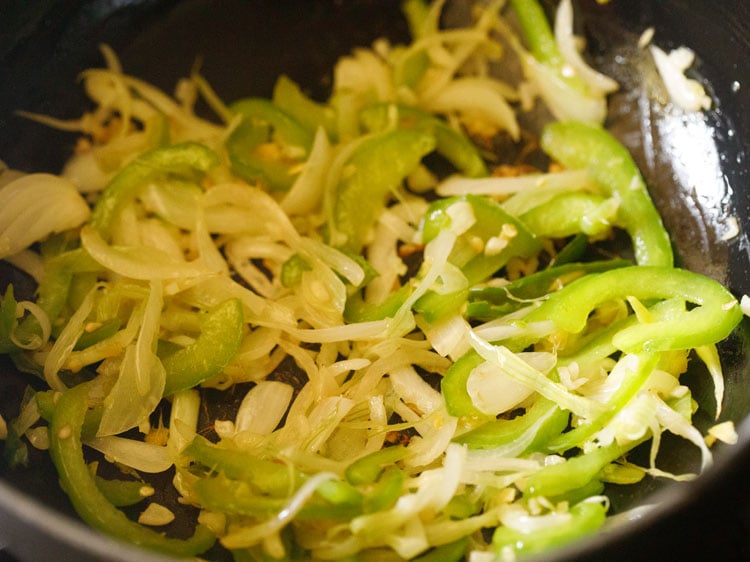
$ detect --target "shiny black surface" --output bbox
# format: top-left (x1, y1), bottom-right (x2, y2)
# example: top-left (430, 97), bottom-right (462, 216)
top-left (1, 1), bottom-right (750, 561)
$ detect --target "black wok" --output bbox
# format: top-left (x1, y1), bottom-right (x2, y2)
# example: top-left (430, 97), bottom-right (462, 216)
top-left (1, 1), bottom-right (750, 560)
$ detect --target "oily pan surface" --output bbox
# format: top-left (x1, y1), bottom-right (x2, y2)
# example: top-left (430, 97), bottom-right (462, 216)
top-left (0, 0), bottom-right (749, 561)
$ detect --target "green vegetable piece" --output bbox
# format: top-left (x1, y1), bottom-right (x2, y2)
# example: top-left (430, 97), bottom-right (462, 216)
top-left (328, 128), bottom-right (435, 252)
top-left (523, 439), bottom-right (640, 498)
top-left (523, 265), bottom-right (742, 353)
top-left (361, 103), bottom-right (488, 177)
top-left (343, 285), bottom-right (412, 323)
top-left (441, 349), bottom-right (486, 418)
top-left (161, 298), bottom-right (244, 396)
top-left (183, 436), bottom-right (294, 497)
top-left (3, 423), bottom-right (28, 468)
top-left (36, 390), bottom-right (103, 441)
top-left (508, 0), bottom-right (563, 68)
top-left (227, 97), bottom-right (313, 190)
top-left (520, 192), bottom-right (617, 238)
top-left (454, 398), bottom-right (568, 453)
top-left (508, 0), bottom-right (586, 92)
top-left (553, 232), bottom-right (588, 265)
top-left (94, 475), bottom-right (151, 507)
top-left (393, 0), bottom-right (432, 90)
top-left (315, 478), bottom-right (364, 507)
top-left (492, 499), bottom-right (606, 557)
top-left (541, 121), bottom-right (674, 267)
top-left (466, 259), bottom-right (631, 320)
top-left (193, 474), bottom-right (362, 521)
top-left (412, 537), bottom-right (469, 562)
top-left (364, 466), bottom-right (405, 513)
top-left (48, 382), bottom-right (215, 557)
top-left (272, 74), bottom-right (337, 138)
top-left (345, 445), bottom-right (408, 485)
top-left (73, 319), bottom-right (122, 351)
top-left (280, 254), bottom-right (312, 288)
top-left (90, 142), bottom-right (219, 238)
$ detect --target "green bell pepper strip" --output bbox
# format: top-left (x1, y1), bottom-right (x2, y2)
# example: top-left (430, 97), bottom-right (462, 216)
top-left (3, 423), bottom-right (28, 468)
top-left (522, 266), bottom-right (742, 354)
top-left (193, 474), bottom-right (363, 521)
top-left (280, 254), bottom-right (312, 288)
top-left (508, 0), bottom-right (588, 93)
top-left (328, 128), bottom-right (436, 252)
top-left (492, 499), bottom-right (606, 558)
top-left (89, 142), bottom-right (218, 239)
top-left (412, 537), bottom-right (468, 562)
top-left (397, 0), bottom-right (432, 88)
top-left (48, 382), bottom-right (216, 557)
top-left (522, 437), bottom-right (647, 498)
top-left (345, 445), bottom-right (408, 485)
top-left (360, 103), bottom-right (488, 178)
top-left (441, 349), bottom-right (487, 418)
top-left (161, 298), bottom-right (244, 396)
top-left (465, 259), bottom-right (631, 321)
top-left (36, 390), bottom-right (103, 441)
top-left (94, 475), bottom-right (151, 507)
top-left (415, 194), bottom-right (541, 322)
top-left (453, 397), bottom-right (568, 453)
top-left (183, 435), bottom-right (296, 497)
top-left (363, 465), bottom-right (405, 513)
top-left (548, 478), bottom-right (605, 507)
top-left (343, 285), bottom-right (413, 323)
top-left (73, 318), bottom-right (122, 351)
top-left (508, 0), bottom-right (564, 69)
top-left (554, 232), bottom-right (588, 265)
top-left (540, 121), bottom-right (674, 267)
top-left (14, 248), bottom-right (102, 344)
top-left (226, 98), bottom-right (313, 191)
top-left (519, 192), bottom-right (617, 239)
top-left (272, 75), bottom-right (337, 139)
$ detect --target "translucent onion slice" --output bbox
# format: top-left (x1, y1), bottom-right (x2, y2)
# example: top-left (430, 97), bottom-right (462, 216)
top-left (85, 435), bottom-right (173, 473)
top-left (0, 174), bottom-right (90, 260)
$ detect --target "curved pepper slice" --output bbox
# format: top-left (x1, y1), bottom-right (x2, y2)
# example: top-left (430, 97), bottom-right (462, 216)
top-left (226, 97), bottom-right (313, 190)
top-left (48, 382), bottom-right (215, 557)
top-left (183, 435), bottom-right (294, 496)
top-left (161, 298), bottom-right (244, 396)
top-left (361, 103), bottom-right (488, 178)
top-left (272, 75), bottom-right (337, 139)
top-left (90, 142), bottom-right (218, 239)
top-left (540, 120), bottom-right (674, 267)
top-left (523, 265), bottom-right (742, 353)
top-left (466, 259), bottom-right (631, 320)
top-left (492, 498), bottom-right (607, 557)
top-left (520, 191), bottom-right (618, 239)
top-left (328, 128), bottom-right (435, 252)
top-left (454, 397), bottom-right (568, 453)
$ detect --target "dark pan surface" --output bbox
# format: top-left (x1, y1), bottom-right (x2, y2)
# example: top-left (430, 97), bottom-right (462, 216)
top-left (1, 1), bottom-right (750, 560)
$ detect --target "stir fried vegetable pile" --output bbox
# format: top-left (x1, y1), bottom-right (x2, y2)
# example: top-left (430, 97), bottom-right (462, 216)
top-left (0, 0), bottom-right (743, 560)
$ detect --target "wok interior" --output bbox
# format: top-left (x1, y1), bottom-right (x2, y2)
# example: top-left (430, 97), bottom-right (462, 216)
top-left (1, 0), bottom-right (750, 560)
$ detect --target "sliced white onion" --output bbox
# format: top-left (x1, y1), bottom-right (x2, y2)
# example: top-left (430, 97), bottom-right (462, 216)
top-left (554, 0), bottom-right (619, 96)
top-left (650, 45), bottom-right (711, 112)
top-left (85, 435), bottom-right (173, 473)
top-left (235, 381), bottom-right (294, 435)
top-left (0, 174), bottom-right (90, 259)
